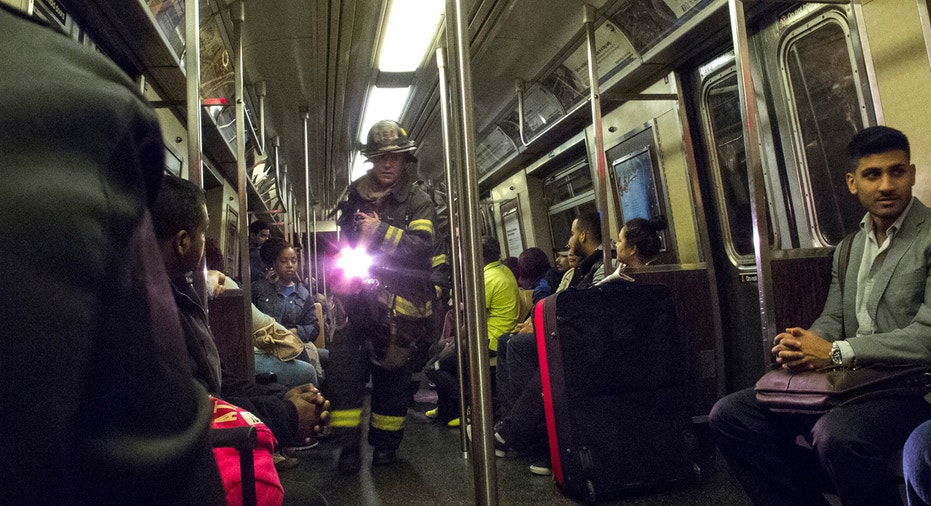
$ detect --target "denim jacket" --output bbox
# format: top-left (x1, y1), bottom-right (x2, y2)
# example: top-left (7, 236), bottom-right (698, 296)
top-left (252, 278), bottom-right (319, 343)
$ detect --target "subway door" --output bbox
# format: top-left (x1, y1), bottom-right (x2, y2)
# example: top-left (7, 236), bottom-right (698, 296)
top-left (687, 57), bottom-right (766, 393)
top-left (752, 4), bottom-right (875, 354)
top-left (688, 4), bottom-right (876, 392)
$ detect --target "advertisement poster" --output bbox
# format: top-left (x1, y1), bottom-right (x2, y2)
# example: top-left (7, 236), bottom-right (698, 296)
top-left (613, 147), bottom-right (660, 222)
top-left (561, 20), bottom-right (636, 87)
top-left (501, 200), bottom-right (524, 258)
top-left (662, 0), bottom-right (704, 18)
top-left (477, 126), bottom-right (518, 175)
top-left (521, 85), bottom-right (566, 138)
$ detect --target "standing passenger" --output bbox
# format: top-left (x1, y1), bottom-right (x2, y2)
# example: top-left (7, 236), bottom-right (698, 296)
top-left (328, 120), bottom-right (436, 473)
top-left (0, 5), bottom-right (223, 503)
top-left (710, 126), bottom-right (931, 506)
top-left (250, 220), bottom-right (272, 281)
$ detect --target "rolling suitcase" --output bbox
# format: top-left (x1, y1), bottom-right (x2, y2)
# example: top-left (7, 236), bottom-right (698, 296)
top-left (534, 283), bottom-right (694, 502)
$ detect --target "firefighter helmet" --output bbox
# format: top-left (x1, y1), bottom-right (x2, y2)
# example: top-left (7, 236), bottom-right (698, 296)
top-left (362, 120), bottom-right (417, 159)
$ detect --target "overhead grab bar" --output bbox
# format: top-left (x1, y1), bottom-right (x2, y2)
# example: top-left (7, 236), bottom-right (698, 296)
top-left (514, 78), bottom-right (590, 148)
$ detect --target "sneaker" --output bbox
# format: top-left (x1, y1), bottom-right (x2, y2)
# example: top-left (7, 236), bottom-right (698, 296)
top-left (529, 459), bottom-right (552, 476)
top-left (425, 408), bottom-right (439, 419)
top-left (371, 448), bottom-right (397, 466)
top-left (273, 451), bottom-right (299, 471)
top-left (285, 438), bottom-right (319, 454)
top-left (446, 417), bottom-right (461, 428)
top-left (337, 446), bottom-right (362, 475)
top-left (494, 432), bottom-right (509, 458)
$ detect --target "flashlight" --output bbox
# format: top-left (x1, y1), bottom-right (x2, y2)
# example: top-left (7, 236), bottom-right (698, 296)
top-left (335, 245), bottom-right (373, 280)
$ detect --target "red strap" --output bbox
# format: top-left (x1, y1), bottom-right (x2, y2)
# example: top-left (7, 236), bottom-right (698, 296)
top-left (535, 296), bottom-right (562, 484)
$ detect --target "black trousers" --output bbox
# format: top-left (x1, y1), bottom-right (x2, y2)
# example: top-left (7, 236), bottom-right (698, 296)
top-left (326, 310), bottom-right (429, 451)
top-left (710, 387), bottom-right (931, 506)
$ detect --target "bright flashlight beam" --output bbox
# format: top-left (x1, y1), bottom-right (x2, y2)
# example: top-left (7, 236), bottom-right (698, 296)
top-left (336, 245), bottom-right (373, 280)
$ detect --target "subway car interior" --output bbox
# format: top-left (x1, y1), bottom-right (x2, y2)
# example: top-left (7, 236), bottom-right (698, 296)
top-left (5, 0), bottom-right (931, 504)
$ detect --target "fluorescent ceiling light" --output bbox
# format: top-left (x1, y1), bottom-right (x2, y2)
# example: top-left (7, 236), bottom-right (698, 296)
top-left (350, 151), bottom-right (372, 182)
top-left (359, 86), bottom-right (411, 143)
top-left (378, 0), bottom-right (444, 72)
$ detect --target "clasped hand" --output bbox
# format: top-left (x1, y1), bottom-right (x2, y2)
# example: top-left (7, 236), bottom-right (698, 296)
top-left (772, 327), bottom-right (833, 372)
top-left (284, 384), bottom-right (330, 443)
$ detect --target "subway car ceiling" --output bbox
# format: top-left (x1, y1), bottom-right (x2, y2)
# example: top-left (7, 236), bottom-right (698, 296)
top-left (55, 0), bottom-right (931, 224)
top-left (54, 0), bottom-right (739, 216)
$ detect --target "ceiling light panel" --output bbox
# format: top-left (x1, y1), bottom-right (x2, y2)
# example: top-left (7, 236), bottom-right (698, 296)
top-left (377, 0), bottom-right (444, 72)
top-left (359, 86), bottom-right (412, 143)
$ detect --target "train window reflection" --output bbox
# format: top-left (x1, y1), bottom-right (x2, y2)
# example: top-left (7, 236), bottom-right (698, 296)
top-left (543, 158), bottom-right (594, 203)
top-left (549, 198), bottom-right (598, 253)
top-left (702, 70), bottom-right (755, 262)
top-left (543, 157), bottom-right (595, 249)
top-left (782, 17), bottom-right (864, 245)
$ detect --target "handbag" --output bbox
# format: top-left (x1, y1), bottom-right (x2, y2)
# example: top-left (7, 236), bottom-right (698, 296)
top-left (754, 364), bottom-right (931, 414)
top-left (252, 322), bottom-right (304, 362)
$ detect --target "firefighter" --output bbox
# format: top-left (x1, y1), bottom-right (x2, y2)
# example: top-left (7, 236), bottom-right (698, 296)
top-left (328, 119), bottom-right (436, 474)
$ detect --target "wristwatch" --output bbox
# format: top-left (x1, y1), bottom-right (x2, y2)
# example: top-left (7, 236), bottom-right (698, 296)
top-left (830, 342), bottom-right (843, 365)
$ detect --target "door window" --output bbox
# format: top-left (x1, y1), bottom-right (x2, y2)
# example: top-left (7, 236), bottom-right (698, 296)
top-left (781, 16), bottom-right (865, 244)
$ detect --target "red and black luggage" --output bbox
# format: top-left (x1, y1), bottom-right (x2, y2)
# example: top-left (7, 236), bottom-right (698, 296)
top-left (534, 283), bottom-right (694, 502)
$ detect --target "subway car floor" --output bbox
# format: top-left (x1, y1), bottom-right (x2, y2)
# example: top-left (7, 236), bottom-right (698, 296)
top-left (277, 380), bottom-right (753, 506)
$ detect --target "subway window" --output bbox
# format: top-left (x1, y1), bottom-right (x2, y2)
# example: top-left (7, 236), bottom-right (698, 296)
top-left (701, 68), bottom-right (755, 263)
top-left (542, 158), bottom-right (594, 204)
top-left (543, 157), bottom-right (595, 248)
top-left (781, 14), bottom-right (865, 245)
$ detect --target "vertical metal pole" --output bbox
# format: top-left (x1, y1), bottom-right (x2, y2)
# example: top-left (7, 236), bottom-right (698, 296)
top-left (301, 107), bottom-right (313, 285)
top-left (312, 207), bottom-right (319, 294)
top-left (184, 0), bottom-right (201, 182)
top-left (852, 0), bottom-right (884, 124)
top-left (283, 163), bottom-right (293, 243)
top-left (274, 136), bottom-right (287, 237)
top-left (729, 0), bottom-right (775, 369)
top-left (255, 81), bottom-right (267, 153)
top-left (583, 4), bottom-right (613, 272)
top-left (451, 0), bottom-right (497, 503)
top-left (232, 0), bottom-right (253, 374)
top-left (184, 0), bottom-right (210, 307)
top-left (436, 47), bottom-right (469, 458)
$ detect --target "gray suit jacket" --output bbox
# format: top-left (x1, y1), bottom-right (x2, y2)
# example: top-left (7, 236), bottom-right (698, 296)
top-left (810, 197), bottom-right (931, 365)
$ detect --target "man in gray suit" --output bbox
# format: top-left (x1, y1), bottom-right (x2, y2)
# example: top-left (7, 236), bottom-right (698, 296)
top-left (710, 126), bottom-right (931, 506)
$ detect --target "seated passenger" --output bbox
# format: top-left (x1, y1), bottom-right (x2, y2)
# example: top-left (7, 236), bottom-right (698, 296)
top-left (1, 6), bottom-right (224, 502)
top-left (426, 236), bottom-right (521, 427)
top-left (598, 215), bottom-right (668, 285)
top-left (152, 175), bottom-right (329, 450)
top-left (203, 239), bottom-right (320, 388)
top-left (709, 126), bottom-right (931, 506)
top-left (253, 237), bottom-right (321, 348)
top-left (905, 419), bottom-right (931, 506)
top-left (532, 246), bottom-right (568, 304)
top-left (517, 247), bottom-right (553, 303)
top-left (496, 214), bottom-right (668, 476)
top-left (496, 212), bottom-right (607, 423)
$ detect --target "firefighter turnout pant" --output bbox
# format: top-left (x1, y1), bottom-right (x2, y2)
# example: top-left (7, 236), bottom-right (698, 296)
top-left (327, 309), bottom-right (429, 452)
